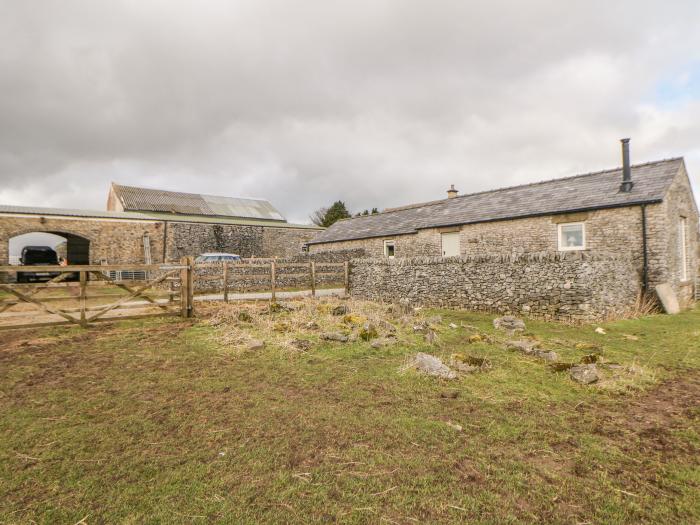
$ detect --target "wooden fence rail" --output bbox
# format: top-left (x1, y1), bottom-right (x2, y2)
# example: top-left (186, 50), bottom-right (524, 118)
top-left (193, 260), bottom-right (350, 302)
top-left (0, 258), bottom-right (194, 330)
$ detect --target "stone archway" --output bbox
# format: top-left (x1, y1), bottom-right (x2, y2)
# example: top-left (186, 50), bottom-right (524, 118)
top-left (8, 230), bottom-right (92, 266)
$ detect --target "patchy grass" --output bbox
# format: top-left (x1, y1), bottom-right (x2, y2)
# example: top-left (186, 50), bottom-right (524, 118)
top-left (1, 300), bottom-right (699, 524)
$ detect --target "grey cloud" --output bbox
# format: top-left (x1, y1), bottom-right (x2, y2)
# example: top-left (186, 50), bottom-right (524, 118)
top-left (1, 0), bottom-right (700, 223)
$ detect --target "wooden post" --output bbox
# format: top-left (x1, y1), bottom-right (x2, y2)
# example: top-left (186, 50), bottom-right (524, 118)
top-left (79, 271), bottom-right (87, 328)
top-left (180, 256), bottom-right (194, 318)
top-left (270, 261), bottom-right (276, 303)
top-left (187, 256), bottom-right (194, 317)
top-left (310, 261), bottom-right (316, 298)
top-left (222, 262), bottom-right (229, 303)
top-left (168, 280), bottom-right (174, 304)
top-left (344, 261), bottom-right (350, 296)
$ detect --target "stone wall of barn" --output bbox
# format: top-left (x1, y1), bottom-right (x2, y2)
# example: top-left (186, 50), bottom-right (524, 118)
top-left (0, 214), bottom-right (322, 283)
top-left (349, 253), bottom-right (641, 322)
top-left (308, 206), bottom-right (651, 260)
top-left (165, 222), bottom-right (320, 260)
top-left (310, 199), bottom-right (699, 308)
top-left (653, 165), bottom-right (700, 307)
top-left (0, 215), bottom-right (165, 267)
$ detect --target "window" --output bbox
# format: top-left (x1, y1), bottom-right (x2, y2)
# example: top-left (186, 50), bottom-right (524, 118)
top-left (679, 217), bottom-right (688, 281)
top-left (558, 222), bottom-right (585, 251)
top-left (384, 240), bottom-right (395, 258)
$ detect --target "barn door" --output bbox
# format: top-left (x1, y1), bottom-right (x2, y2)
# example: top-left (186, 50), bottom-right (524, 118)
top-left (441, 232), bottom-right (460, 257)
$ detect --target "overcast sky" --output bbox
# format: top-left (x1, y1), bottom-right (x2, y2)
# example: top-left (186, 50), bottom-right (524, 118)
top-left (1, 1), bottom-right (699, 224)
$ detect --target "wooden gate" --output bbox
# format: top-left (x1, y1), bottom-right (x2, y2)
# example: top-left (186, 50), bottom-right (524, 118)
top-left (0, 257), bottom-right (194, 331)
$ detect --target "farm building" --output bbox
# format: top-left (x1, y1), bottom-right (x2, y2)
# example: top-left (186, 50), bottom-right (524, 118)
top-left (309, 141), bottom-right (699, 308)
top-left (0, 184), bottom-right (321, 271)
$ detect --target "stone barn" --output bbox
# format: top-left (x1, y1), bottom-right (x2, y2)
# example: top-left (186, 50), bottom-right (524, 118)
top-left (0, 184), bottom-right (321, 271)
top-left (309, 143), bottom-right (699, 308)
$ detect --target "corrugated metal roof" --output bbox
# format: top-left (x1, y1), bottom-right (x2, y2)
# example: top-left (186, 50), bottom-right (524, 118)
top-left (0, 205), bottom-right (321, 230)
top-left (112, 184), bottom-right (286, 221)
top-left (309, 158), bottom-right (684, 244)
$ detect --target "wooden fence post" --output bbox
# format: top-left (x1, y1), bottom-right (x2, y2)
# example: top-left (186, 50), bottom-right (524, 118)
top-left (223, 262), bottom-right (229, 303)
top-left (270, 261), bottom-right (276, 302)
top-left (310, 261), bottom-right (316, 298)
top-left (180, 256), bottom-right (194, 318)
top-left (79, 270), bottom-right (87, 328)
top-left (344, 261), bottom-right (350, 296)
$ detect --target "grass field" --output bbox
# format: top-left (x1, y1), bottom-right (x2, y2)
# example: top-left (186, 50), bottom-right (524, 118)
top-left (1, 299), bottom-right (698, 524)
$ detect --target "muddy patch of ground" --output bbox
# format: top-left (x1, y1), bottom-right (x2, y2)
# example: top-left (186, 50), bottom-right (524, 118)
top-left (583, 370), bottom-right (700, 458)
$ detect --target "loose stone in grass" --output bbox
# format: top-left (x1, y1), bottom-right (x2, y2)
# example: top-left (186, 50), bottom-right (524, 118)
top-left (304, 321), bottom-right (319, 330)
top-left (360, 323), bottom-right (379, 341)
top-left (247, 339), bottom-right (265, 351)
top-left (332, 305), bottom-right (349, 316)
top-left (534, 350), bottom-right (559, 362)
top-left (468, 334), bottom-right (484, 344)
top-left (413, 321), bottom-right (430, 333)
top-left (291, 339), bottom-right (312, 351)
top-left (549, 362), bottom-right (575, 372)
top-left (321, 332), bottom-right (349, 343)
top-left (506, 340), bottom-right (540, 354)
top-left (378, 319), bottom-right (397, 333)
top-left (493, 316), bottom-right (526, 333)
top-left (410, 352), bottom-right (457, 380)
top-left (268, 302), bottom-right (287, 314)
top-left (450, 353), bottom-right (490, 372)
top-left (449, 323), bottom-right (458, 329)
top-left (237, 311), bottom-right (253, 323)
top-left (570, 364), bottom-right (599, 384)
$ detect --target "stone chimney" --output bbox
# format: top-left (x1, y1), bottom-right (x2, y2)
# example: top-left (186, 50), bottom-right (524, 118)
top-left (447, 184), bottom-right (458, 199)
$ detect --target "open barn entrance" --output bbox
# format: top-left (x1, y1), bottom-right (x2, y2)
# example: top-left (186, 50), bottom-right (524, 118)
top-left (9, 232), bottom-right (91, 266)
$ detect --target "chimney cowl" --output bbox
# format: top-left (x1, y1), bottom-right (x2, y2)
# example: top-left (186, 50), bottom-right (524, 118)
top-left (447, 184), bottom-right (458, 199)
top-left (620, 138), bottom-right (633, 193)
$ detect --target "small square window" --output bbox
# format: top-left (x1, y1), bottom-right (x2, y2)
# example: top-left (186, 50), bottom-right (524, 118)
top-left (384, 240), bottom-right (395, 258)
top-left (558, 223), bottom-right (585, 251)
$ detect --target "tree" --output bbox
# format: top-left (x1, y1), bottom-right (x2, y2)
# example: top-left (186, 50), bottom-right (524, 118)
top-left (310, 201), bottom-right (351, 227)
top-left (310, 207), bottom-right (328, 227)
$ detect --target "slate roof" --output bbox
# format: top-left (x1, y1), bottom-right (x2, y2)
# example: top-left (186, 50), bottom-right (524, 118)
top-left (309, 158), bottom-right (684, 245)
top-left (0, 205), bottom-right (321, 229)
top-left (111, 183), bottom-right (287, 222)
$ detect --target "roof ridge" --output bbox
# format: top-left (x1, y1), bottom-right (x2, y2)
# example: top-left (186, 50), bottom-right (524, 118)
top-left (112, 182), bottom-right (269, 202)
top-left (340, 157), bottom-right (684, 222)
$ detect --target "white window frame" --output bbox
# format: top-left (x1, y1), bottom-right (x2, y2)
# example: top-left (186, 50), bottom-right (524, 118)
top-left (557, 222), bottom-right (586, 252)
top-left (383, 240), bottom-right (396, 259)
top-left (679, 217), bottom-right (688, 281)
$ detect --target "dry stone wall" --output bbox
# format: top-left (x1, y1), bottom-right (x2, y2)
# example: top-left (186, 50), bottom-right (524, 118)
top-left (193, 249), bottom-right (365, 293)
top-left (349, 253), bottom-right (641, 322)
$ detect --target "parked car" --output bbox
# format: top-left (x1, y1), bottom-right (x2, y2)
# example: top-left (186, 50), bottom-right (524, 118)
top-left (16, 246), bottom-right (61, 283)
top-left (194, 253), bottom-right (242, 263)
